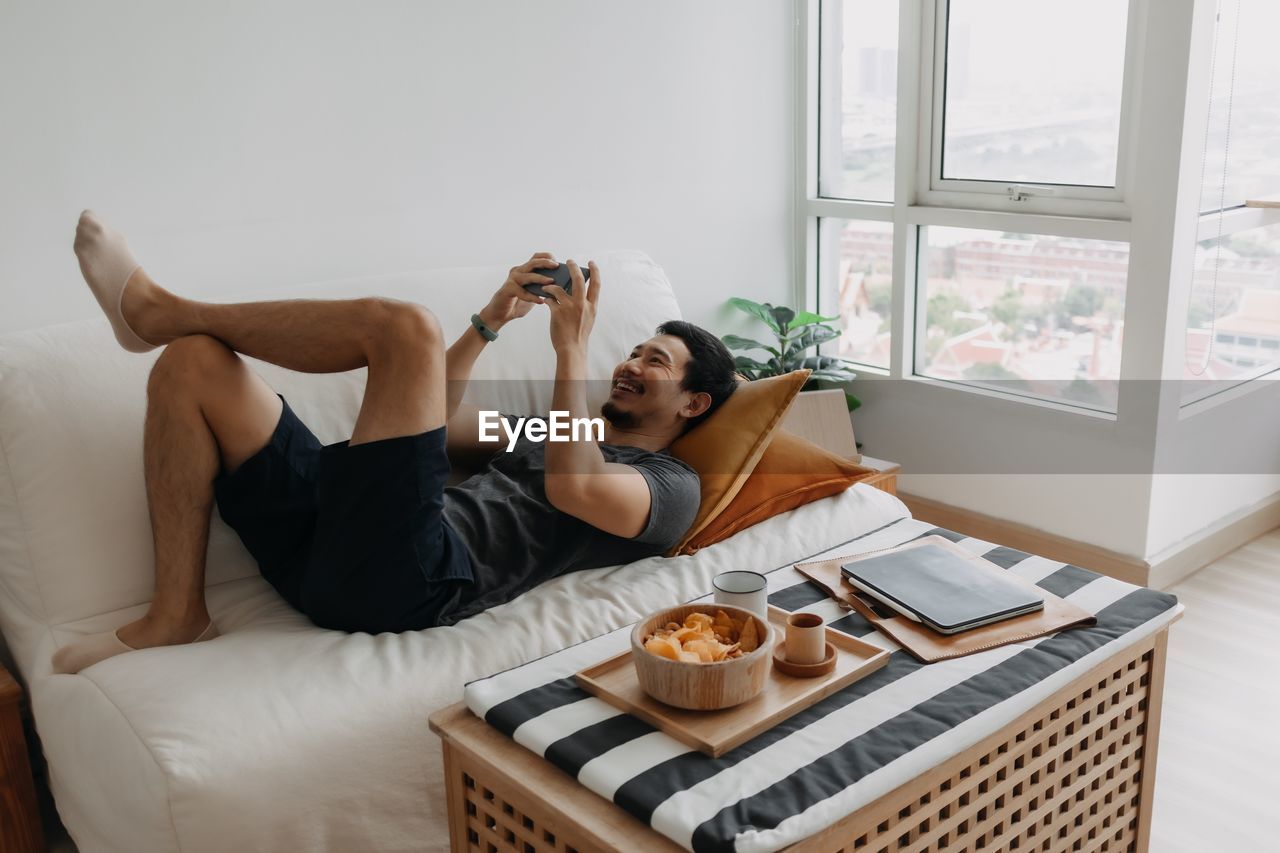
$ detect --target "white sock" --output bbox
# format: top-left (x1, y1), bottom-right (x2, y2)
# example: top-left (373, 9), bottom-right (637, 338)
top-left (73, 210), bottom-right (154, 353)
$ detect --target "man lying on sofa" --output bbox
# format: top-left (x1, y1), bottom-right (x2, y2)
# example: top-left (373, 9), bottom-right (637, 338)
top-left (53, 212), bottom-right (737, 674)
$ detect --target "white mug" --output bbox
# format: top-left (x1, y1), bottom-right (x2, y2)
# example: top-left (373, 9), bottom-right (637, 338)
top-left (713, 571), bottom-right (769, 621)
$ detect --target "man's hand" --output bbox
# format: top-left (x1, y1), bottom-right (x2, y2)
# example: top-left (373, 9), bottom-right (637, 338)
top-left (543, 260), bottom-right (600, 355)
top-left (478, 252), bottom-right (559, 331)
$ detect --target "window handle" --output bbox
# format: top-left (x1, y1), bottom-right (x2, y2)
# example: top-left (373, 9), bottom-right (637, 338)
top-left (1005, 184), bottom-right (1060, 202)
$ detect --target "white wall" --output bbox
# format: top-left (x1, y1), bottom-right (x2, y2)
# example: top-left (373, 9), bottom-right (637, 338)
top-left (847, 376), bottom-right (1158, 556)
top-left (1146, 383), bottom-right (1280, 556)
top-left (0, 0), bottom-right (794, 337)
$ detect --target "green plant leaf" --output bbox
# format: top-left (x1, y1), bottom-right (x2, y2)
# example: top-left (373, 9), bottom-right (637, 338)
top-left (777, 341), bottom-right (805, 369)
top-left (733, 355), bottom-right (771, 375)
top-left (783, 325), bottom-right (839, 358)
top-left (720, 334), bottom-right (780, 357)
top-left (728, 297), bottom-right (781, 334)
top-left (770, 305), bottom-right (796, 335)
top-left (789, 310), bottom-right (840, 329)
top-left (845, 392), bottom-right (861, 412)
top-left (798, 355), bottom-right (848, 371)
top-left (809, 369), bottom-right (859, 384)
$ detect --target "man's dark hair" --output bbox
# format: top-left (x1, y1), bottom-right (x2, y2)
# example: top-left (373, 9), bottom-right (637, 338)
top-left (655, 320), bottom-right (738, 432)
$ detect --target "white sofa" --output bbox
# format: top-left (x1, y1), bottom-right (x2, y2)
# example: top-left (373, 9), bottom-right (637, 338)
top-left (0, 251), bottom-right (910, 852)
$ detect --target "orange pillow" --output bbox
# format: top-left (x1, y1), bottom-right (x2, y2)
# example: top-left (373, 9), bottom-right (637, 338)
top-left (677, 430), bottom-right (877, 554)
top-left (667, 370), bottom-right (810, 555)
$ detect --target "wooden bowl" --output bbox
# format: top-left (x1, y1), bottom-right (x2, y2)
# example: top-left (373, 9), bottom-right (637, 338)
top-left (630, 603), bottom-right (774, 711)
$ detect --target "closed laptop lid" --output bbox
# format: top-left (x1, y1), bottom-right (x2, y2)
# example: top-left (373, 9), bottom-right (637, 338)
top-left (841, 543), bottom-right (1044, 631)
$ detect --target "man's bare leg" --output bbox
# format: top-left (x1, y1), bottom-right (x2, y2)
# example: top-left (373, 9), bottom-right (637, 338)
top-left (115, 266), bottom-right (447, 444)
top-left (113, 336), bottom-right (285, 650)
top-left (51, 337), bottom-right (279, 672)
top-left (56, 220), bottom-right (447, 672)
top-left (72, 209), bottom-right (445, 442)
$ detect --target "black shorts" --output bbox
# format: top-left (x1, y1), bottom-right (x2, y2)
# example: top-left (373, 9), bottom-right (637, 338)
top-left (213, 395), bottom-right (473, 634)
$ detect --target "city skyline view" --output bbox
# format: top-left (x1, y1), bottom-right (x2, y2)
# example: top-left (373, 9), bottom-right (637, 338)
top-left (820, 0), bottom-right (1280, 406)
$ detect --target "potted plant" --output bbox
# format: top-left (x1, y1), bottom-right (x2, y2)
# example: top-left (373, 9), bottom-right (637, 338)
top-left (720, 298), bottom-right (861, 457)
top-left (721, 298), bottom-right (861, 411)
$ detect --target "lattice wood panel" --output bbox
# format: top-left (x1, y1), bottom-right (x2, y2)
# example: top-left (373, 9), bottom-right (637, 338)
top-left (438, 634), bottom-right (1165, 853)
top-left (455, 765), bottom-right (598, 853)
top-left (817, 641), bottom-right (1158, 853)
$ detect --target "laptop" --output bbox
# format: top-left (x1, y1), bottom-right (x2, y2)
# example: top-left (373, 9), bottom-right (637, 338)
top-left (841, 543), bottom-right (1044, 635)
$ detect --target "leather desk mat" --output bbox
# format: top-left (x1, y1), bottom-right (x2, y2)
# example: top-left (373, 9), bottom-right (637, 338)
top-left (795, 535), bottom-right (1096, 663)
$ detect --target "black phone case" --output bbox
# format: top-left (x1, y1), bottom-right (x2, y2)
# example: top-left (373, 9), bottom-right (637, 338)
top-left (523, 264), bottom-right (575, 298)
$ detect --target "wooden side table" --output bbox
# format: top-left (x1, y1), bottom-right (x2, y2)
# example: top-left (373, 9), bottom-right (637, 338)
top-left (776, 388), bottom-right (898, 495)
top-left (857, 454), bottom-right (900, 495)
top-left (429, 626), bottom-right (1173, 852)
top-left (0, 663), bottom-right (44, 853)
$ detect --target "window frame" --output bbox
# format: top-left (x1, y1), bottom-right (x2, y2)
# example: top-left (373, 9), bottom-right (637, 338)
top-left (1180, 151), bottom-right (1280, 407)
top-left (919, 0), bottom-right (1143, 219)
top-left (799, 0), bottom-right (1135, 419)
top-left (1180, 206), bottom-right (1280, 408)
top-left (797, 0), bottom-right (1280, 425)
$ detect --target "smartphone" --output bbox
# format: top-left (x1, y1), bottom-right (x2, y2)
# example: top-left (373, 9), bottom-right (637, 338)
top-left (523, 263), bottom-right (576, 299)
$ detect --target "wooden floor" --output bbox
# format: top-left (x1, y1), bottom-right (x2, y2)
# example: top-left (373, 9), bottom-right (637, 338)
top-left (39, 529), bottom-right (1280, 852)
top-left (1149, 527), bottom-right (1280, 852)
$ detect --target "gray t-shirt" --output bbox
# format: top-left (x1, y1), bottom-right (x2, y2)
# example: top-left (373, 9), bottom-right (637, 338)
top-left (439, 430), bottom-right (700, 624)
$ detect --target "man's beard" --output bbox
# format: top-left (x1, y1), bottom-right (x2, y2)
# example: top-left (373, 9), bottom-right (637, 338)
top-left (601, 401), bottom-right (640, 429)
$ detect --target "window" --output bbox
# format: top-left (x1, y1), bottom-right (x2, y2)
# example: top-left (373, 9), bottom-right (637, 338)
top-left (916, 227), bottom-right (1126, 409)
top-left (805, 1), bottom-right (1277, 417)
top-left (1197, 0), bottom-right (1280, 213)
top-left (939, 0), bottom-right (1129, 188)
top-left (1182, 0), bottom-right (1280, 405)
top-left (803, 0), bottom-right (1135, 412)
top-left (818, 0), bottom-right (899, 201)
top-left (1184, 222), bottom-right (1280, 400)
top-left (917, 227), bottom-right (1126, 410)
top-left (819, 219), bottom-right (893, 368)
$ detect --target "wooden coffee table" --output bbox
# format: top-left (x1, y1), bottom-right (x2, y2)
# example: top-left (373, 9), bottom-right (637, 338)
top-left (429, 624), bottom-right (1173, 852)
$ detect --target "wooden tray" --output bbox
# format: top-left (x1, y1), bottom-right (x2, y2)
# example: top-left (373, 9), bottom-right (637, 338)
top-left (574, 604), bottom-right (889, 757)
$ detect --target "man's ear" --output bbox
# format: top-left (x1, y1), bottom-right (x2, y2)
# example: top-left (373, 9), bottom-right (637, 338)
top-left (682, 391), bottom-right (713, 421)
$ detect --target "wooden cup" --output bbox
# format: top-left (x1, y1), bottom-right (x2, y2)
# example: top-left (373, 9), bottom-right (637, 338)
top-left (785, 612), bottom-right (826, 665)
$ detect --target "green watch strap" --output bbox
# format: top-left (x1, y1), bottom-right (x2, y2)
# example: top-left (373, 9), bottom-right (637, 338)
top-left (470, 313), bottom-right (498, 342)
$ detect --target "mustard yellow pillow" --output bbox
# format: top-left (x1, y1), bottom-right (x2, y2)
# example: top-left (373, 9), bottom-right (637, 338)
top-left (667, 370), bottom-right (810, 555)
top-left (678, 431), bottom-right (876, 555)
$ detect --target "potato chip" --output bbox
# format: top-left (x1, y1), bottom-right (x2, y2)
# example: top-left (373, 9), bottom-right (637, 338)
top-left (684, 612), bottom-right (714, 631)
top-left (643, 608), bottom-right (763, 664)
top-left (684, 639), bottom-right (716, 662)
top-left (644, 636), bottom-right (679, 660)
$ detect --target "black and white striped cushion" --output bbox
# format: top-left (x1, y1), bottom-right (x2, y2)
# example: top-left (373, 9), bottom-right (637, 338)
top-left (464, 518), bottom-right (1181, 853)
